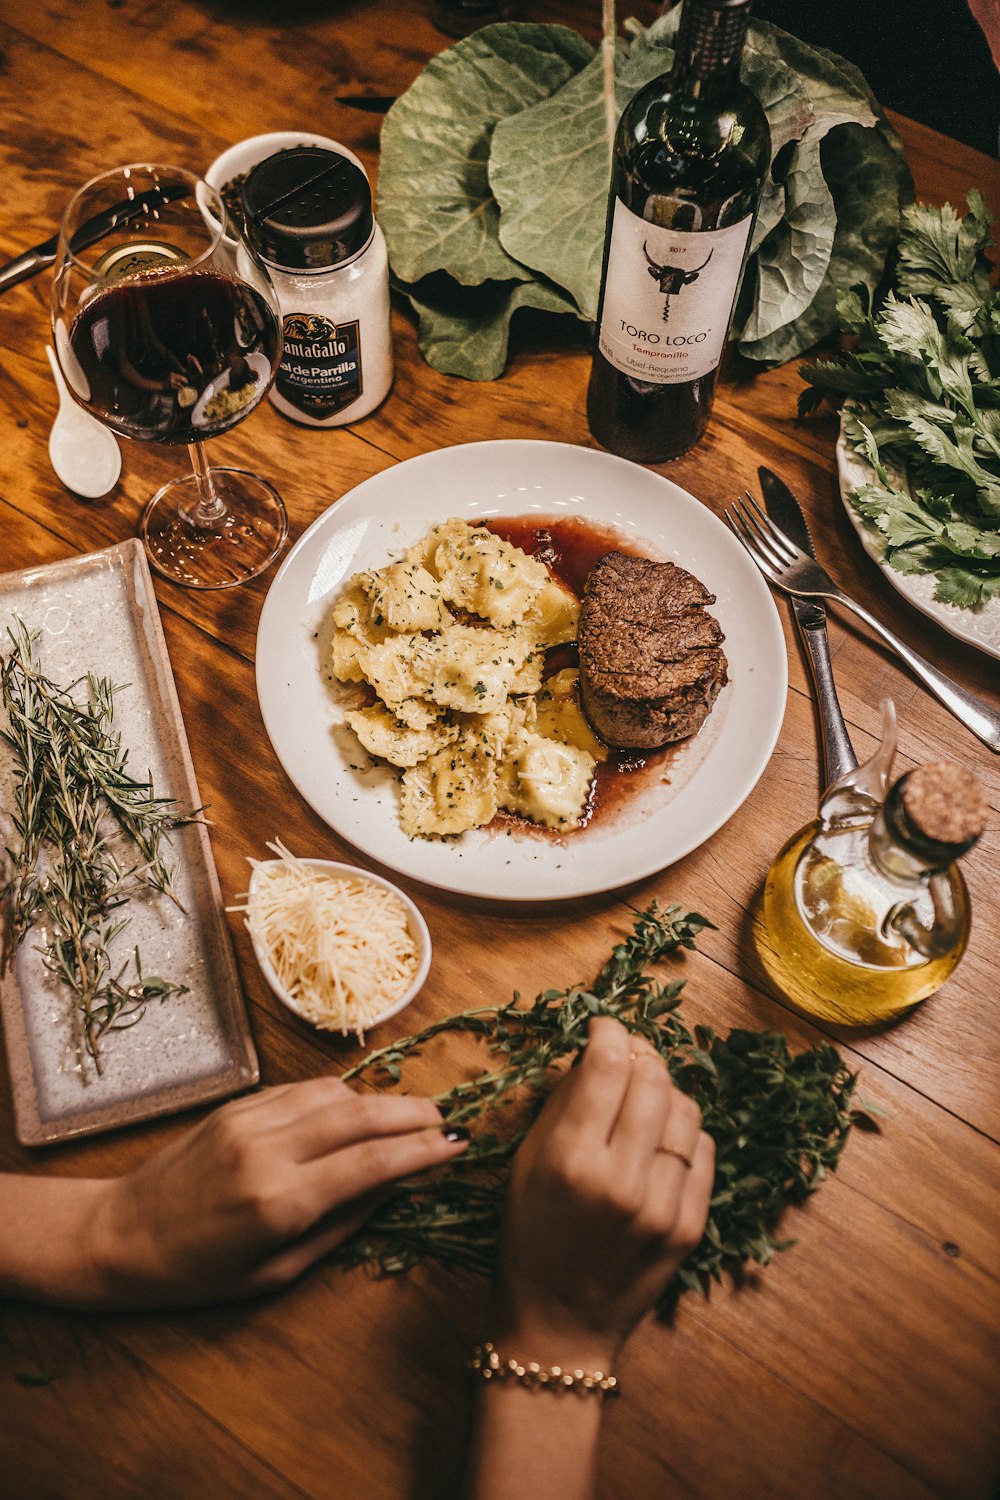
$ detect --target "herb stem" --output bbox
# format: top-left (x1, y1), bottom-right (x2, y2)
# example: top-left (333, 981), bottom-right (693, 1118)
top-left (335, 901), bottom-right (863, 1316)
top-left (0, 621), bottom-right (195, 1070)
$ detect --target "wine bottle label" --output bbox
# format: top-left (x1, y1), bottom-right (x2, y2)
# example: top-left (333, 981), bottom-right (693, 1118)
top-left (597, 201), bottom-right (752, 385)
top-left (277, 312), bottom-right (363, 418)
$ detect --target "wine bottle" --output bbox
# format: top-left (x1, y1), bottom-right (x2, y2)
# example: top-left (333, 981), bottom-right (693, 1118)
top-left (587, 0), bottom-right (770, 463)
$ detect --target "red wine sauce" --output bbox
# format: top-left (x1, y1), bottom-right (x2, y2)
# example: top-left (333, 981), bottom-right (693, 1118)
top-left (485, 515), bottom-right (680, 838)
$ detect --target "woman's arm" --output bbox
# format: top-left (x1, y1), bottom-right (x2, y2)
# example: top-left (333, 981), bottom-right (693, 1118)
top-left (465, 1017), bottom-right (714, 1500)
top-left (0, 1075), bottom-right (469, 1309)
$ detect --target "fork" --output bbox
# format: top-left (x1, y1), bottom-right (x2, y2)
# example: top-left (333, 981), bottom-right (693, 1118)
top-left (725, 493), bottom-right (1000, 754)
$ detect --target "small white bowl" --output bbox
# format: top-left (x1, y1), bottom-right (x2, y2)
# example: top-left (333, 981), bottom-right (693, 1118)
top-left (246, 858), bottom-right (431, 1035)
top-left (205, 132), bottom-right (367, 248)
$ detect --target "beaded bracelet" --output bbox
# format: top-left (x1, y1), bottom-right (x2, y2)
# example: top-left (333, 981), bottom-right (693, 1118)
top-left (468, 1341), bottom-right (619, 1396)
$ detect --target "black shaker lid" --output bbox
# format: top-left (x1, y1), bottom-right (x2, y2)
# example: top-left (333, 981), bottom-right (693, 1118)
top-left (242, 147), bottom-right (373, 271)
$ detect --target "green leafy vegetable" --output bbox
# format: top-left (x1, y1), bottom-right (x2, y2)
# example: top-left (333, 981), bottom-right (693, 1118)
top-left (377, 11), bottom-right (911, 379)
top-left (734, 22), bottom-right (876, 348)
top-left (740, 118), bottom-right (909, 364)
top-left (378, 23), bottom-right (592, 289)
top-left (401, 270), bottom-right (580, 382)
top-left (336, 902), bottom-right (862, 1316)
top-left (800, 191), bottom-right (1000, 610)
top-left (488, 48), bottom-right (613, 319)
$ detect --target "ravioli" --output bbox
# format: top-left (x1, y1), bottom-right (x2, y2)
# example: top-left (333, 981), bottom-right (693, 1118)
top-left (330, 518), bottom-right (597, 838)
top-left (497, 733), bottom-right (597, 830)
top-left (345, 704), bottom-right (459, 768)
top-left (425, 519), bottom-right (550, 627)
top-left (361, 561), bottom-right (453, 633)
top-left (400, 737), bottom-right (500, 838)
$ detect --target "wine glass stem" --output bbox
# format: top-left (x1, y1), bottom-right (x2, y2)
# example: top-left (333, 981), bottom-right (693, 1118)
top-left (185, 441), bottom-right (228, 530)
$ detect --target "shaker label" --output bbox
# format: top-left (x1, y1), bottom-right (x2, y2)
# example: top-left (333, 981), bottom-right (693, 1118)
top-left (597, 202), bottom-right (752, 384)
top-left (277, 312), bottom-right (363, 418)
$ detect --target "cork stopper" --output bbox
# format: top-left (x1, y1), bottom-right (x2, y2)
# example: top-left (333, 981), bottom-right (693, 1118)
top-left (901, 761), bottom-right (988, 847)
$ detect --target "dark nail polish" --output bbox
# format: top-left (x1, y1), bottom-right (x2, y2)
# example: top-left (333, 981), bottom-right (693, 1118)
top-left (442, 1124), bottom-right (471, 1143)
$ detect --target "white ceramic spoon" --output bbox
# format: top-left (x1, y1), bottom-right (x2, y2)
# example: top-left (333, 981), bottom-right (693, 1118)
top-left (45, 343), bottom-right (122, 498)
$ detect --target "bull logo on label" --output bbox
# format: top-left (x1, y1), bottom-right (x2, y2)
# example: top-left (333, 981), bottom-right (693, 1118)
top-left (642, 243), bottom-right (714, 323)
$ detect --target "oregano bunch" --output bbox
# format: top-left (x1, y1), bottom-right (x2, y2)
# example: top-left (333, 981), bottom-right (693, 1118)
top-left (337, 902), bottom-right (861, 1315)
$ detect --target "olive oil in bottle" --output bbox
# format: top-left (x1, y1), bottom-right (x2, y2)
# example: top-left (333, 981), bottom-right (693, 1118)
top-left (587, 0), bottom-right (770, 463)
top-left (756, 704), bottom-right (987, 1026)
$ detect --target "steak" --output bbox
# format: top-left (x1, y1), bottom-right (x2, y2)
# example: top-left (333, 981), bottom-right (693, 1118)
top-left (577, 551), bottom-right (728, 749)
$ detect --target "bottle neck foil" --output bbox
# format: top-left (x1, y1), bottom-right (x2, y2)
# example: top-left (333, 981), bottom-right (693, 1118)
top-left (671, 0), bottom-right (751, 90)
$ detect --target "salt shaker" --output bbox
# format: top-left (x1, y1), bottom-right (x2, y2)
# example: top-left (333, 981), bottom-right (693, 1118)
top-left (242, 147), bottom-right (393, 428)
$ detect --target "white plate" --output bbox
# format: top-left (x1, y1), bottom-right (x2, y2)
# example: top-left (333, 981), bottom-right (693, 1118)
top-left (836, 423), bottom-right (1000, 661)
top-left (255, 440), bottom-right (787, 901)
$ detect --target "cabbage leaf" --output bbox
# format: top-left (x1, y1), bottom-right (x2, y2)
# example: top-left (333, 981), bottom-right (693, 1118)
top-left (378, 13), bottom-right (912, 379)
top-left (400, 272), bottom-right (580, 381)
top-left (377, 23), bottom-right (592, 288)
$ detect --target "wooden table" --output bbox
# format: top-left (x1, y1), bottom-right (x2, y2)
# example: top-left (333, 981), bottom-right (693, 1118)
top-left (1, 4), bottom-right (998, 1496)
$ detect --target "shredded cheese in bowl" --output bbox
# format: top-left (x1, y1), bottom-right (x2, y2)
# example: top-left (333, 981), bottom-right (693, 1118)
top-left (234, 843), bottom-right (430, 1039)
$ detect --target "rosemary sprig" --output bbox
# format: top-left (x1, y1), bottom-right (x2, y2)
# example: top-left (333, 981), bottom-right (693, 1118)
top-left (0, 619), bottom-right (195, 1072)
top-left (337, 903), bottom-right (863, 1315)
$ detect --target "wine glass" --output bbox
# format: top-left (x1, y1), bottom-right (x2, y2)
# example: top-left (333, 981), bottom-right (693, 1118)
top-left (51, 163), bottom-right (287, 590)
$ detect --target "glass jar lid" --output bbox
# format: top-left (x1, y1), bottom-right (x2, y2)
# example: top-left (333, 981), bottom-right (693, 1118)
top-left (243, 147), bottom-right (373, 272)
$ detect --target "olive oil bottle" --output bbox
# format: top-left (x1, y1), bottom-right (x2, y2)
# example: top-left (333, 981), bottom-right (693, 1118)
top-left (756, 703), bottom-right (987, 1026)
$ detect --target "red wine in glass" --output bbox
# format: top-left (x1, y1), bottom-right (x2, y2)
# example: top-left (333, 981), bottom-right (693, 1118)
top-left (69, 268), bottom-right (281, 444)
top-left (52, 164), bottom-right (287, 590)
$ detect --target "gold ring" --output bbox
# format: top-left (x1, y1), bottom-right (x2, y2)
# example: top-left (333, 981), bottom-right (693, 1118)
top-left (656, 1145), bottom-right (693, 1169)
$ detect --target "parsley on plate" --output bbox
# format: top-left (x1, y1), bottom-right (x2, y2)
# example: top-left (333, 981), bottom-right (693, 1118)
top-left (800, 191), bottom-right (1000, 611)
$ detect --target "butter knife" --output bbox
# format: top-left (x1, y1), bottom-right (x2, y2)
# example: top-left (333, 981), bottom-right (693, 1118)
top-left (0, 180), bottom-right (189, 296)
top-left (335, 94), bottom-right (397, 112)
top-left (758, 466), bottom-right (858, 786)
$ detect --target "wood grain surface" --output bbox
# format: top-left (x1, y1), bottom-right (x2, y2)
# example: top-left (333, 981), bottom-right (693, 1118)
top-left (1, 4), bottom-right (998, 1497)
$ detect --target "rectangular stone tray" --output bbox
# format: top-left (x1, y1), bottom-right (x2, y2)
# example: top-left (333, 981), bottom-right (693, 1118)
top-left (0, 539), bottom-right (258, 1145)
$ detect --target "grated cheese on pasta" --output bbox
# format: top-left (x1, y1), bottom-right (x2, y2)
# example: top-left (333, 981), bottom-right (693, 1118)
top-left (236, 843), bottom-right (420, 1039)
top-left (329, 518), bottom-right (598, 838)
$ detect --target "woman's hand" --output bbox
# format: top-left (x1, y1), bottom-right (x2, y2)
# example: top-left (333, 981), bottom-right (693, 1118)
top-left (90, 1076), bottom-right (469, 1307)
top-left (463, 1018), bottom-right (714, 1500)
top-left (61, 1076), bottom-right (467, 1309)
top-left (491, 1016), bottom-right (714, 1372)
